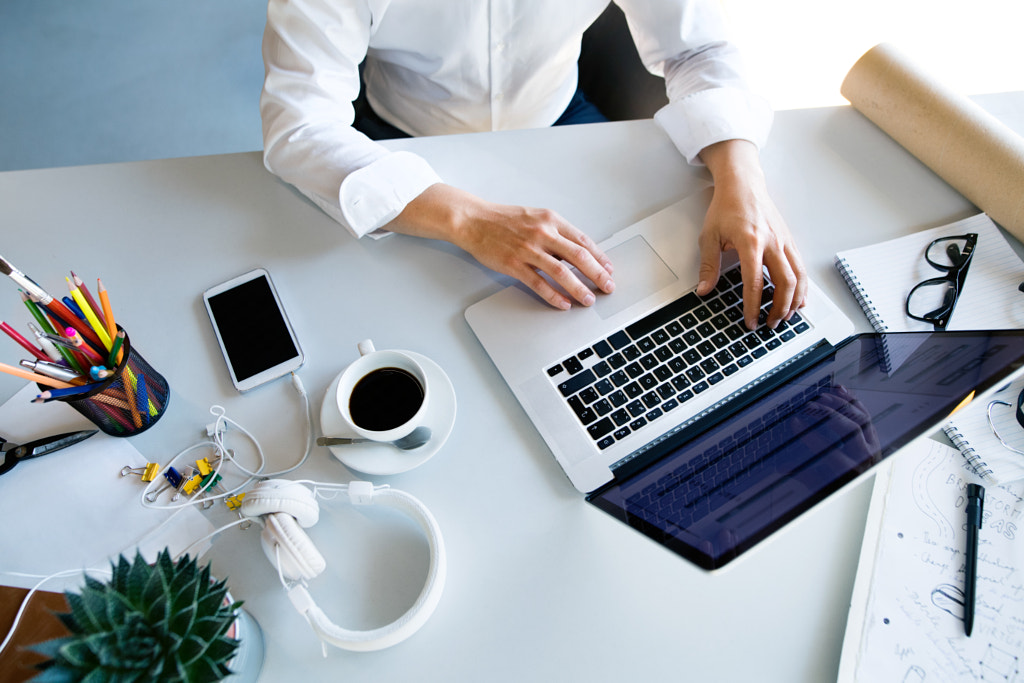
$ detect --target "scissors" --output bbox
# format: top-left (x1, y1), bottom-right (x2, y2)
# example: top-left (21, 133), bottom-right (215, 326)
top-left (0, 430), bottom-right (98, 476)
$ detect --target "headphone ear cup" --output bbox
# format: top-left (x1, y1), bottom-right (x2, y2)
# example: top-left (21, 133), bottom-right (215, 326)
top-left (261, 513), bottom-right (326, 582)
top-left (241, 479), bottom-right (320, 527)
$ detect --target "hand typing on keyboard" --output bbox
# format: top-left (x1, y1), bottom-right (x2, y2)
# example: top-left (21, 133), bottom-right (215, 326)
top-left (697, 140), bottom-right (808, 331)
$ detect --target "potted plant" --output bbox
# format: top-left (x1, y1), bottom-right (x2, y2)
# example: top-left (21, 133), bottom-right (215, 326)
top-left (31, 548), bottom-right (263, 682)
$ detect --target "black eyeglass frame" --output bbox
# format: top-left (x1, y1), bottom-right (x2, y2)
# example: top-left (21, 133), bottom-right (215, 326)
top-left (904, 232), bottom-right (978, 331)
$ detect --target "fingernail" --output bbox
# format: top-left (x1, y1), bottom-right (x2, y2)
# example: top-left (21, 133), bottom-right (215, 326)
top-left (603, 277), bottom-right (615, 293)
top-left (558, 298), bottom-right (571, 310)
top-left (582, 293), bottom-right (596, 306)
top-left (746, 318), bottom-right (757, 330)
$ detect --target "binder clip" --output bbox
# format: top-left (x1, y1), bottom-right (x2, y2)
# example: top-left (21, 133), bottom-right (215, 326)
top-left (145, 466), bottom-right (183, 503)
top-left (120, 462), bottom-right (160, 482)
top-left (225, 492), bottom-right (246, 511)
top-left (170, 466), bottom-right (197, 502)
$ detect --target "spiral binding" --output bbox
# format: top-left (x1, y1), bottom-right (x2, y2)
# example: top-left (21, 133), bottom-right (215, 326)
top-left (834, 256), bottom-right (889, 333)
top-left (943, 422), bottom-right (996, 482)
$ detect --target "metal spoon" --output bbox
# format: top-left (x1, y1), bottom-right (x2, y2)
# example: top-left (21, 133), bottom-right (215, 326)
top-left (317, 426), bottom-right (432, 451)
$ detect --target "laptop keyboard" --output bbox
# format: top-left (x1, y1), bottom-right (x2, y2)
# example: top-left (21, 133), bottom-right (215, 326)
top-left (545, 265), bottom-right (811, 451)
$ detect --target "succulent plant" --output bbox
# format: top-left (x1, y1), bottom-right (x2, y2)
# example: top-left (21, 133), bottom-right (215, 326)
top-left (33, 548), bottom-right (242, 682)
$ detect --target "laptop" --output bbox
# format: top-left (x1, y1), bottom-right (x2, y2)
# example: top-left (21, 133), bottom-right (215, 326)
top-left (465, 193), bottom-right (1024, 570)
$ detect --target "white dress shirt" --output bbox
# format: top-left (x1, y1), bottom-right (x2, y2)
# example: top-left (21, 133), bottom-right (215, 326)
top-left (261, 0), bottom-right (773, 238)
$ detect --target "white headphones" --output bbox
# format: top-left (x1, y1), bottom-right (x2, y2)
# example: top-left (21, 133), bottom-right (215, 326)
top-left (240, 478), bottom-right (446, 652)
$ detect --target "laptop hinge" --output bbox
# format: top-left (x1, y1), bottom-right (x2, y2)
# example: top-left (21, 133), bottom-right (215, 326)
top-left (598, 338), bottom-right (837, 493)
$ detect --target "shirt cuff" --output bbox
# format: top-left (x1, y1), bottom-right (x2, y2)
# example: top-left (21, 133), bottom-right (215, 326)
top-left (654, 88), bottom-right (774, 165)
top-left (339, 151), bottom-right (443, 238)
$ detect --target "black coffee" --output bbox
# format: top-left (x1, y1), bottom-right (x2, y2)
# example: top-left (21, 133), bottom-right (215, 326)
top-left (349, 367), bottom-right (424, 432)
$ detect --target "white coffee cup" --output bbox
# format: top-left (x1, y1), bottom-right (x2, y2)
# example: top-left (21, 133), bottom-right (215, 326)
top-left (334, 340), bottom-right (430, 443)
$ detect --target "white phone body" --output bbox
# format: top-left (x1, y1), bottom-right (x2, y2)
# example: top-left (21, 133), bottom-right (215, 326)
top-left (203, 268), bottom-right (305, 392)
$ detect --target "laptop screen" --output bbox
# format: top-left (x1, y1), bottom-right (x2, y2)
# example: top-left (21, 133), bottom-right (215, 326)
top-left (588, 330), bottom-right (1024, 570)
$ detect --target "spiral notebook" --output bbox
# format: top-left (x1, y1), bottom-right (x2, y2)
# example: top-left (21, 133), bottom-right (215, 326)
top-left (835, 213), bottom-right (1024, 482)
top-left (941, 375), bottom-right (1024, 484)
top-left (834, 213), bottom-right (1024, 334)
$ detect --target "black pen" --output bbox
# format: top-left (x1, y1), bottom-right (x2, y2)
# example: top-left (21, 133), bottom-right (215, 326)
top-left (965, 483), bottom-right (984, 637)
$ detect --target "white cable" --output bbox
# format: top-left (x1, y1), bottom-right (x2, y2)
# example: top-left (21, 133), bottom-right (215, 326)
top-left (174, 517), bottom-right (251, 563)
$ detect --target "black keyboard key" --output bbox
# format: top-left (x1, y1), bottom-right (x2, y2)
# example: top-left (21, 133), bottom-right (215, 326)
top-left (742, 333), bottom-right (760, 349)
top-left (629, 417), bottom-right (648, 431)
top-left (587, 418), bottom-right (615, 440)
top-left (713, 350), bottom-right (733, 365)
top-left (766, 339), bottom-right (782, 351)
top-left (722, 363), bottom-right (738, 377)
top-left (625, 292), bottom-right (701, 339)
top-left (547, 364), bottom-right (564, 377)
top-left (609, 390), bottom-right (628, 407)
top-left (671, 376), bottom-right (691, 392)
top-left (662, 398), bottom-right (679, 411)
top-left (557, 369), bottom-right (595, 397)
top-left (668, 357), bottom-right (687, 374)
top-left (728, 342), bottom-right (747, 357)
top-left (725, 268), bottom-right (743, 285)
top-left (595, 379), bottom-right (614, 395)
top-left (624, 382), bottom-right (644, 398)
top-left (711, 313), bottom-right (730, 330)
top-left (681, 313), bottom-right (698, 329)
top-left (608, 353), bottom-right (627, 369)
top-left (657, 383), bottom-right (676, 399)
top-left (666, 321), bottom-right (684, 336)
top-left (694, 306), bottom-right (712, 322)
top-left (637, 337), bottom-right (655, 353)
top-left (564, 357), bottom-right (584, 374)
top-left (721, 290), bottom-right (739, 306)
top-left (626, 400), bottom-right (646, 417)
top-left (639, 354), bottom-right (659, 370)
top-left (592, 361), bottom-right (612, 377)
top-left (654, 346), bottom-right (673, 363)
top-left (593, 399), bottom-right (612, 416)
top-left (593, 340), bottom-right (612, 358)
top-left (578, 348), bottom-right (594, 361)
top-left (693, 380), bottom-right (710, 394)
top-left (794, 322), bottom-right (810, 334)
top-left (654, 365), bottom-right (673, 382)
top-left (678, 389), bottom-right (694, 403)
top-left (625, 362), bottom-right (644, 378)
top-left (608, 331), bottom-right (631, 349)
top-left (642, 391), bottom-right (661, 408)
top-left (597, 436), bottom-right (616, 450)
top-left (645, 408), bottom-right (664, 422)
top-left (576, 407), bottom-right (597, 424)
top-left (610, 370), bottom-right (629, 387)
top-left (579, 387), bottom-right (599, 404)
top-left (697, 322), bottom-right (715, 337)
top-left (613, 427), bottom-right (631, 440)
top-left (752, 347), bottom-right (768, 359)
top-left (622, 345), bottom-right (641, 361)
top-left (697, 341), bottom-right (715, 356)
top-left (708, 372), bottom-right (724, 385)
top-left (682, 349), bottom-right (701, 365)
top-left (725, 324), bottom-right (746, 341)
top-left (651, 329), bottom-right (669, 344)
top-left (683, 330), bottom-right (701, 346)
top-left (780, 330), bottom-right (796, 342)
top-left (699, 358), bottom-right (720, 373)
top-left (707, 299), bottom-right (726, 314)
top-left (611, 409), bottom-right (630, 426)
top-left (669, 338), bottom-right (687, 354)
top-left (737, 354), bottom-right (752, 367)
top-left (711, 332), bottom-right (729, 349)
top-left (686, 367), bottom-right (706, 382)
top-left (638, 373), bottom-right (658, 391)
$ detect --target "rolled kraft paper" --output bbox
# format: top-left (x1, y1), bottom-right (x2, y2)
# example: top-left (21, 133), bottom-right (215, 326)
top-left (841, 42), bottom-right (1024, 242)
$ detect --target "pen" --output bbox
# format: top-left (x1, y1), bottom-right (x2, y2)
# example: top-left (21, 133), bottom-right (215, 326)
top-left (965, 483), bottom-right (984, 637)
top-left (20, 359), bottom-right (85, 384)
top-left (33, 384), bottom-right (99, 402)
top-left (62, 295), bottom-right (86, 321)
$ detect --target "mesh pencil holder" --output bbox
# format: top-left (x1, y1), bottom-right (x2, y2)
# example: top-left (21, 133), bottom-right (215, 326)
top-left (48, 327), bottom-right (170, 436)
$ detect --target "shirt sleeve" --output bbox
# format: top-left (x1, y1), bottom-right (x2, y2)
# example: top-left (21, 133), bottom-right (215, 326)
top-left (260, 0), bottom-right (442, 238)
top-left (615, 0), bottom-right (774, 164)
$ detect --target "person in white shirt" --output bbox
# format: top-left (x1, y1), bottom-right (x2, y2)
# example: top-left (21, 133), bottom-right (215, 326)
top-left (261, 0), bottom-right (806, 330)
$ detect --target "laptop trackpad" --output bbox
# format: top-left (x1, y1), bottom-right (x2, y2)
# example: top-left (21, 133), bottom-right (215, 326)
top-left (594, 236), bottom-right (678, 320)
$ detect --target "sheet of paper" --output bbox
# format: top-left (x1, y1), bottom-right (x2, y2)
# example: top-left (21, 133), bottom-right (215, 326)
top-left (0, 383), bottom-right (213, 591)
top-left (840, 439), bottom-right (1024, 682)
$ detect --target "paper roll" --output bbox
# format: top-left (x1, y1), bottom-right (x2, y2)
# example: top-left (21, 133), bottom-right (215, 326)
top-left (841, 42), bottom-right (1024, 242)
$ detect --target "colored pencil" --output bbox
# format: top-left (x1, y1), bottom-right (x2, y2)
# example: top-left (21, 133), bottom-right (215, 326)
top-left (0, 361), bottom-right (75, 389)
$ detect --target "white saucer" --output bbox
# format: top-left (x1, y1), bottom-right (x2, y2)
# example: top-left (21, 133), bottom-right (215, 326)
top-left (319, 351), bottom-right (456, 475)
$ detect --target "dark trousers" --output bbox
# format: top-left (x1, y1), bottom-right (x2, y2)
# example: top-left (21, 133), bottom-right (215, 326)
top-left (354, 87), bottom-right (609, 141)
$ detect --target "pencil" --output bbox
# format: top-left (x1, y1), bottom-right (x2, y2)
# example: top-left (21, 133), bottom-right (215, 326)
top-left (0, 320), bottom-right (49, 362)
top-left (97, 279), bottom-right (121, 364)
top-left (71, 272), bottom-right (106, 328)
top-left (0, 361), bottom-right (75, 389)
top-left (65, 327), bottom-right (106, 365)
top-left (68, 277), bottom-right (112, 349)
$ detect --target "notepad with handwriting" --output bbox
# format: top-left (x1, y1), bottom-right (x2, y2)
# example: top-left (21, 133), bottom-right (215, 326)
top-left (834, 213), bottom-right (1024, 333)
top-left (838, 439), bottom-right (1024, 683)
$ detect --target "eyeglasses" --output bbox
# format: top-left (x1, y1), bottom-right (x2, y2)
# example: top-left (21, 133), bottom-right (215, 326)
top-left (987, 385), bottom-right (1024, 455)
top-left (905, 233), bottom-right (977, 331)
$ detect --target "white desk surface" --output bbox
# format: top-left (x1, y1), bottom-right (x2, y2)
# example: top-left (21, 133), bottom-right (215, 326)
top-left (2, 92), bottom-right (1022, 682)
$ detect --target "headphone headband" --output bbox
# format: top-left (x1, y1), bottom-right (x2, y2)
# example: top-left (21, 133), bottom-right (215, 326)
top-left (241, 479), bottom-right (446, 652)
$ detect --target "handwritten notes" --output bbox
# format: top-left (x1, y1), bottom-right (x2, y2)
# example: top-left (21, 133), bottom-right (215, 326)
top-left (839, 439), bottom-right (1024, 682)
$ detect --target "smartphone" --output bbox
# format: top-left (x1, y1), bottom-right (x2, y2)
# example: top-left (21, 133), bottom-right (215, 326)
top-left (203, 268), bottom-right (305, 392)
